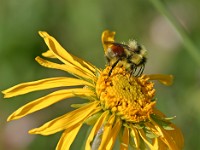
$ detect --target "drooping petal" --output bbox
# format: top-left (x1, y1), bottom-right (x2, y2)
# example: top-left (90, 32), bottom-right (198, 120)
top-left (35, 56), bottom-right (95, 82)
top-left (2, 77), bottom-right (94, 98)
top-left (106, 117), bottom-right (122, 150)
top-left (29, 101), bottom-right (100, 135)
top-left (120, 127), bottom-right (129, 150)
top-left (98, 114), bottom-right (115, 150)
top-left (150, 119), bottom-right (180, 150)
top-left (152, 138), bottom-right (168, 150)
top-left (85, 111), bottom-right (109, 150)
top-left (147, 74), bottom-right (174, 86)
top-left (101, 30), bottom-right (115, 53)
top-left (7, 88), bottom-right (96, 121)
top-left (56, 123), bottom-right (82, 150)
top-left (146, 121), bottom-right (182, 149)
top-left (138, 129), bottom-right (156, 150)
top-left (38, 31), bottom-right (97, 77)
top-left (144, 122), bottom-right (161, 137)
top-left (130, 125), bottom-right (140, 148)
top-left (165, 123), bottom-right (184, 150)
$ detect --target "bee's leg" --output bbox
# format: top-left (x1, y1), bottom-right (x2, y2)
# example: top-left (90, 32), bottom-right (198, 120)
top-left (108, 58), bottom-right (121, 76)
top-left (136, 65), bottom-right (145, 77)
top-left (140, 64), bottom-right (145, 75)
top-left (135, 66), bottom-right (142, 77)
top-left (130, 64), bottom-right (137, 77)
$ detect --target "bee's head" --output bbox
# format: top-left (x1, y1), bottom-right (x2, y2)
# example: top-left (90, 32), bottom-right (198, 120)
top-left (128, 40), bottom-right (147, 56)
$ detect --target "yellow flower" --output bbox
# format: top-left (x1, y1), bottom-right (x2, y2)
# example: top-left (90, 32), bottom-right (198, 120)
top-left (2, 30), bottom-right (184, 150)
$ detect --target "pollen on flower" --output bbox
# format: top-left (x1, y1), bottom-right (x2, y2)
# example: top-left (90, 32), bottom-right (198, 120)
top-left (96, 65), bottom-right (156, 123)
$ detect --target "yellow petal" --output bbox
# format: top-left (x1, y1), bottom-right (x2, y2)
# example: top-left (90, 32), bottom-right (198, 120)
top-left (138, 129), bottom-right (156, 150)
top-left (130, 125), bottom-right (140, 148)
top-left (2, 77), bottom-right (94, 98)
top-left (166, 123), bottom-right (184, 150)
top-left (146, 121), bottom-right (183, 150)
top-left (70, 53), bottom-right (101, 75)
top-left (29, 101), bottom-right (100, 135)
top-left (42, 50), bottom-right (57, 58)
top-left (150, 119), bottom-right (180, 150)
top-left (106, 117), bottom-right (122, 150)
top-left (38, 31), bottom-right (96, 77)
top-left (85, 111), bottom-right (109, 150)
top-left (152, 138), bottom-right (168, 150)
top-left (145, 122), bottom-right (161, 137)
top-left (98, 114), bottom-right (115, 150)
top-left (101, 30), bottom-right (115, 53)
top-left (7, 88), bottom-right (95, 121)
top-left (35, 56), bottom-right (96, 82)
top-left (56, 123), bottom-right (82, 150)
top-left (42, 50), bottom-right (100, 74)
top-left (147, 74), bottom-right (174, 86)
top-left (120, 127), bottom-right (129, 150)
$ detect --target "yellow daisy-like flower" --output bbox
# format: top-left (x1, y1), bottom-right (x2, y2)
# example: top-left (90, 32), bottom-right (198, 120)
top-left (2, 30), bottom-right (184, 150)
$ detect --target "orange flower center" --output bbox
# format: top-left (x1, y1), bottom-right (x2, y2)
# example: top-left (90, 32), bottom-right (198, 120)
top-left (96, 66), bottom-right (156, 123)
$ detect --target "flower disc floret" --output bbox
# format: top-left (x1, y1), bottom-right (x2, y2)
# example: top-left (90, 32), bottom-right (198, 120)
top-left (96, 66), bottom-right (156, 122)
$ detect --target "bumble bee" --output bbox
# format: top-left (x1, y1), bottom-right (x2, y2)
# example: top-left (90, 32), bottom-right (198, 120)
top-left (104, 40), bottom-right (147, 76)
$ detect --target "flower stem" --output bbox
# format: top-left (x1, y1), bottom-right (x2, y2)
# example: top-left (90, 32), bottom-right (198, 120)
top-left (91, 126), bottom-right (104, 150)
top-left (149, 0), bottom-right (200, 66)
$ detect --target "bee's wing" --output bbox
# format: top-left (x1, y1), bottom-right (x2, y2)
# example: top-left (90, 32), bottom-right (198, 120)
top-left (101, 30), bottom-right (116, 53)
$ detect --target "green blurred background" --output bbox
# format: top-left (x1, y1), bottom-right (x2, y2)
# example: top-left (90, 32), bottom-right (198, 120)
top-left (0, 0), bottom-right (200, 149)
